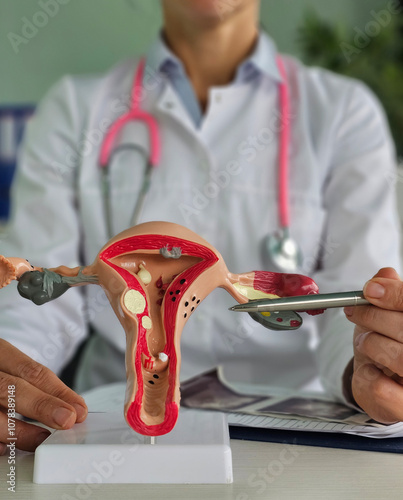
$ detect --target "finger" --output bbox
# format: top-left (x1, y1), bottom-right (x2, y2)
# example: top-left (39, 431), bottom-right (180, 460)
top-left (361, 270), bottom-right (403, 312)
top-left (0, 371), bottom-right (77, 430)
top-left (352, 363), bottom-right (403, 423)
top-left (345, 305), bottom-right (403, 343)
top-left (0, 411), bottom-right (50, 452)
top-left (0, 339), bottom-right (87, 421)
top-left (354, 331), bottom-right (403, 377)
top-left (352, 326), bottom-right (403, 381)
top-left (371, 267), bottom-right (401, 281)
top-left (352, 326), bottom-right (373, 367)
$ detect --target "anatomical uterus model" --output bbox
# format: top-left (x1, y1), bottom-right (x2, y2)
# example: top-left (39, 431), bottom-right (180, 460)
top-left (0, 222), bottom-right (321, 436)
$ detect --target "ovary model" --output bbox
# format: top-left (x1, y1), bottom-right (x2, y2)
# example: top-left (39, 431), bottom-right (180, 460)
top-left (0, 222), bottom-right (322, 436)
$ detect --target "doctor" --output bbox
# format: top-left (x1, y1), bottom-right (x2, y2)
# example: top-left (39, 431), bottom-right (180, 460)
top-left (0, 0), bottom-right (402, 453)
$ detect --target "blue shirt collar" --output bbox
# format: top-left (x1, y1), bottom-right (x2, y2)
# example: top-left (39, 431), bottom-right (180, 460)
top-left (235, 31), bottom-right (282, 83)
top-left (145, 30), bottom-right (283, 84)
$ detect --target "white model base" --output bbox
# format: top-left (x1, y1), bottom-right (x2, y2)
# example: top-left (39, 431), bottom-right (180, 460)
top-left (33, 408), bottom-right (233, 484)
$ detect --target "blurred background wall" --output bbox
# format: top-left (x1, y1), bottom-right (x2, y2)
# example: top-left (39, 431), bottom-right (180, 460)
top-left (0, 0), bottom-right (389, 104)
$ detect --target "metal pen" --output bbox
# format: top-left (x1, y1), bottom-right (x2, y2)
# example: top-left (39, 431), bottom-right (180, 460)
top-left (229, 290), bottom-right (369, 313)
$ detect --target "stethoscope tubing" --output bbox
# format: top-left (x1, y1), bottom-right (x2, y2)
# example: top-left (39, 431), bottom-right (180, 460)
top-left (99, 58), bottom-right (161, 238)
top-left (98, 55), bottom-right (296, 256)
top-left (99, 58), bottom-right (161, 169)
top-left (276, 56), bottom-right (290, 230)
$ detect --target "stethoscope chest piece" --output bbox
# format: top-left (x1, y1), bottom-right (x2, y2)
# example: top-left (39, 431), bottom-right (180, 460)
top-left (261, 228), bottom-right (303, 273)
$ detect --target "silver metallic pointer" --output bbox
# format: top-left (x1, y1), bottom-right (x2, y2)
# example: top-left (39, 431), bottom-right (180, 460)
top-left (229, 290), bottom-right (369, 313)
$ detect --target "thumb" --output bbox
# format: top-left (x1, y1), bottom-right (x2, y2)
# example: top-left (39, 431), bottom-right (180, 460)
top-left (363, 267), bottom-right (403, 311)
top-left (371, 267), bottom-right (400, 281)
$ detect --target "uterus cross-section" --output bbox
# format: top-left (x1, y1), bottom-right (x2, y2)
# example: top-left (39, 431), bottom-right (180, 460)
top-left (0, 221), bottom-right (321, 436)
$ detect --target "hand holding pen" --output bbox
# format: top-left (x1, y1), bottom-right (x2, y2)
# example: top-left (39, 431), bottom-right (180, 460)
top-left (230, 266), bottom-right (403, 425)
top-left (344, 267), bottom-right (403, 425)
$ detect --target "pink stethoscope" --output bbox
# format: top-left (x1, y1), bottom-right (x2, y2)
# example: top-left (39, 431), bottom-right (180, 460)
top-left (99, 57), bottom-right (303, 272)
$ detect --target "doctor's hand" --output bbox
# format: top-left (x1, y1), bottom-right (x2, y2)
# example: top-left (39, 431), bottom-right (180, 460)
top-left (344, 267), bottom-right (403, 423)
top-left (0, 340), bottom-right (87, 454)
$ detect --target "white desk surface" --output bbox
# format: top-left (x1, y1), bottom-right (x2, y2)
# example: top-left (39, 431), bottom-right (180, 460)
top-left (2, 439), bottom-right (403, 500)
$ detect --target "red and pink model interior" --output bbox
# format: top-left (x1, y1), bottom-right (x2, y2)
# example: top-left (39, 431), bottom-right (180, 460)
top-left (0, 221), bottom-right (321, 436)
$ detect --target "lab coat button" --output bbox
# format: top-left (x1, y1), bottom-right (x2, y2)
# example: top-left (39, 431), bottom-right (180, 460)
top-left (215, 94), bottom-right (222, 103)
top-left (165, 102), bottom-right (174, 109)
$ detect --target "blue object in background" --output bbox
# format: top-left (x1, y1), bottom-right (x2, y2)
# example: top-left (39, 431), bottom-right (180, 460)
top-left (230, 426), bottom-right (403, 454)
top-left (0, 106), bottom-right (35, 220)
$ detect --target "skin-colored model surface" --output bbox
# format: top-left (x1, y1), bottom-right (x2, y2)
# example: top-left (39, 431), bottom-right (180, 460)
top-left (0, 221), bottom-right (320, 436)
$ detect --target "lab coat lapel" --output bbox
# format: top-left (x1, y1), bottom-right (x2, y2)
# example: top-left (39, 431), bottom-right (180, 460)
top-left (154, 83), bottom-right (198, 137)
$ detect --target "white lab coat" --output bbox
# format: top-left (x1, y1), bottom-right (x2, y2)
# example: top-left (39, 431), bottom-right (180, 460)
top-left (0, 50), bottom-right (400, 402)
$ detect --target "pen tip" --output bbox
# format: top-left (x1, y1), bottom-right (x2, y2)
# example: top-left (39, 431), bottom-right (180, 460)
top-left (229, 304), bottom-right (251, 312)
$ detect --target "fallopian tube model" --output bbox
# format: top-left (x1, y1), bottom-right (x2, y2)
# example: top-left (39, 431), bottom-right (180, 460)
top-left (0, 222), bottom-right (322, 436)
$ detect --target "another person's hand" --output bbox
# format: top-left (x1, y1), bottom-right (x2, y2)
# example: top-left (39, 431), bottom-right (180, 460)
top-left (344, 267), bottom-right (403, 423)
top-left (0, 339), bottom-right (87, 454)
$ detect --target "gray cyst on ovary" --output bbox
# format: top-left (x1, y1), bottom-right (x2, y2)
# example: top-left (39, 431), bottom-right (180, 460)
top-left (17, 271), bottom-right (70, 305)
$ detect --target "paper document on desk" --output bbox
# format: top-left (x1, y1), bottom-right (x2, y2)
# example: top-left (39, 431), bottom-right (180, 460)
top-left (179, 369), bottom-right (403, 439)
top-left (81, 371), bottom-right (403, 440)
